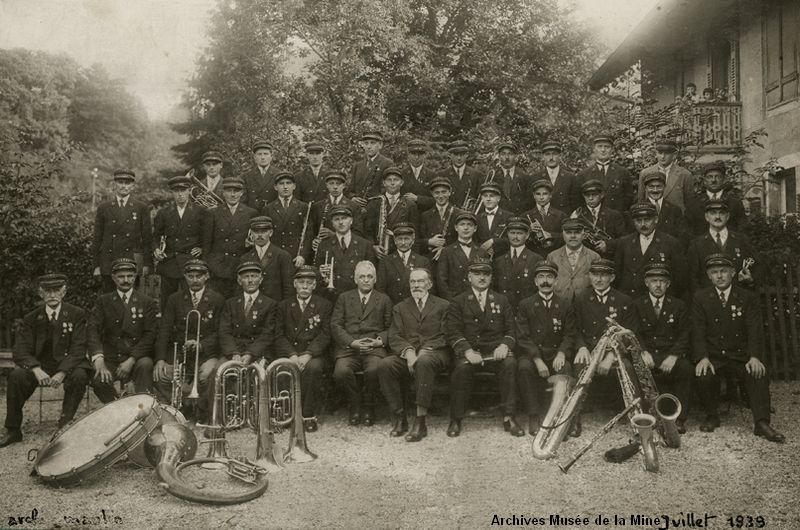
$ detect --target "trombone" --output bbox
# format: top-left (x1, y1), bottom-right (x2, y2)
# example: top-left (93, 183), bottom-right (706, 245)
top-left (171, 309), bottom-right (202, 412)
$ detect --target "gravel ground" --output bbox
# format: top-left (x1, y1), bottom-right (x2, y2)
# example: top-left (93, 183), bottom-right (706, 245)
top-left (1, 382), bottom-right (798, 530)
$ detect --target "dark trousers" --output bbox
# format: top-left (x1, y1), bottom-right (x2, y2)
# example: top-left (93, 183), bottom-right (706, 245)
top-left (160, 276), bottom-right (188, 306)
top-left (90, 357), bottom-right (154, 403)
top-left (450, 356), bottom-right (517, 419)
top-left (697, 359), bottom-right (771, 424)
top-left (377, 349), bottom-right (450, 413)
top-left (333, 354), bottom-right (382, 409)
top-left (300, 357), bottom-right (326, 417)
top-left (4, 366), bottom-right (90, 430)
top-left (652, 357), bottom-right (693, 420)
top-left (517, 356), bottom-right (574, 416)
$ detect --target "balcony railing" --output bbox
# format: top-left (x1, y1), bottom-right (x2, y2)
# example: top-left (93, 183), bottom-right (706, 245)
top-left (689, 101), bottom-right (742, 152)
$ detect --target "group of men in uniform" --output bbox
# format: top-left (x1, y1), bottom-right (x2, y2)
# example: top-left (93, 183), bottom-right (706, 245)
top-left (0, 133), bottom-right (785, 448)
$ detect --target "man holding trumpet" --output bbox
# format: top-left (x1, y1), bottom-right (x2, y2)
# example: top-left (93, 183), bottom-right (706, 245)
top-left (523, 179), bottom-right (567, 255)
top-left (314, 205), bottom-right (376, 300)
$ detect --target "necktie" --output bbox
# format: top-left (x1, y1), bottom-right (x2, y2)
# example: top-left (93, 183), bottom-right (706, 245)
top-left (477, 293), bottom-right (485, 312)
top-left (299, 299), bottom-right (306, 313)
top-left (654, 298), bottom-right (661, 318)
top-left (597, 293), bottom-right (606, 304)
top-left (283, 199), bottom-right (289, 209)
top-left (511, 249), bottom-right (517, 263)
top-left (401, 252), bottom-right (408, 267)
top-left (539, 207), bottom-right (547, 217)
top-left (389, 196), bottom-right (398, 210)
top-left (417, 298), bottom-right (424, 312)
top-left (542, 297), bottom-right (551, 309)
top-left (599, 164), bottom-right (608, 176)
top-left (244, 295), bottom-right (254, 314)
top-left (361, 296), bottom-right (367, 311)
top-left (568, 251), bottom-right (578, 269)
top-left (591, 208), bottom-right (599, 223)
top-left (340, 237), bottom-right (346, 251)
top-left (715, 232), bottom-right (724, 250)
top-left (48, 310), bottom-right (56, 322)
top-left (653, 200), bottom-right (661, 214)
top-left (191, 292), bottom-right (199, 309)
top-left (719, 290), bottom-right (727, 307)
top-left (122, 293), bottom-right (129, 307)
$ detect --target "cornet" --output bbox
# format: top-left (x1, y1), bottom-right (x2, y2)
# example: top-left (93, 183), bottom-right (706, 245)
top-left (322, 252), bottom-right (335, 290)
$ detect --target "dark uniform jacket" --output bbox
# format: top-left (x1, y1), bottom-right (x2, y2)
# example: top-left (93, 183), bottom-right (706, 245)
top-left (242, 165), bottom-right (282, 212)
top-left (613, 229), bottom-right (687, 298)
top-left (218, 292), bottom-right (276, 360)
top-left (686, 230), bottom-right (758, 292)
top-left (496, 167), bottom-right (533, 214)
top-left (92, 198), bottom-right (153, 275)
top-left (438, 165), bottom-right (482, 210)
top-left (376, 251), bottom-right (432, 304)
top-left (388, 295), bottom-right (449, 354)
top-left (572, 204), bottom-right (627, 257)
top-left (419, 204), bottom-right (463, 257)
top-left (651, 198), bottom-right (690, 245)
top-left (205, 203), bottom-right (259, 279)
top-left (263, 197), bottom-right (312, 260)
top-left (445, 289), bottom-right (516, 357)
top-left (523, 206), bottom-right (567, 254)
top-left (493, 247), bottom-right (543, 309)
top-left (240, 243), bottom-right (294, 301)
top-left (347, 153), bottom-right (394, 199)
top-left (476, 207), bottom-right (513, 257)
top-left (630, 294), bottom-right (690, 365)
top-left (313, 233), bottom-right (376, 297)
top-left (685, 191), bottom-right (746, 235)
top-left (155, 288), bottom-right (225, 362)
top-left (531, 166), bottom-right (581, 214)
top-left (88, 291), bottom-right (158, 363)
top-left (274, 295), bottom-right (333, 358)
top-left (577, 162), bottom-right (635, 214)
top-left (573, 288), bottom-right (633, 350)
top-left (13, 303), bottom-right (88, 373)
top-left (364, 194), bottom-right (420, 247)
top-left (152, 202), bottom-right (207, 278)
top-left (691, 285), bottom-right (763, 364)
top-left (295, 164), bottom-right (331, 204)
top-left (515, 294), bottom-right (576, 361)
top-left (310, 196), bottom-right (365, 239)
top-left (330, 289), bottom-right (393, 358)
top-left (399, 163), bottom-right (436, 212)
top-left (435, 242), bottom-right (490, 301)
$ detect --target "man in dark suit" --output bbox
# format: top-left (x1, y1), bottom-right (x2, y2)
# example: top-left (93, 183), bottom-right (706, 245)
top-left (419, 178), bottom-right (462, 260)
top-left (495, 142), bottom-right (533, 214)
top-left (516, 261), bottom-right (578, 435)
top-left (204, 177), bottom-right (259, 298)
top-left (577, 135), bottom-right (635, 214)
top-left (274, 266), bottom-right (333, 432)
top-left (572, 179), bottom-right (627, 258)
top-left (638, 139), bottom-right (695, 213)
top-left (685, 161), bottom-right (747, 235)
top-left (686, 199), bottom-right (758, 293)
top-left (197, 150), bottom-right (225, 202)
top-left (314, 205), bottom-right (377, 300)
top-left (613, 203), bottom-right (687, 298)
top-left (376, 223), bottom-right (431, 304)
top-left (641, 172), bottom-right (690, 245)
top-left (239, 216), bottom-right (293, 302)
top-left (92, 169), bottom-right (152, 292)
top-left (493, 217), bottom-right (543, 308)
top-left (347, 131), bottom-right (394, 208)
top-left (532, 140), bottom-right (580, 214)
top-left (445, 258), bottom-right (523, 437)
top-left (0, 274), bottom-right (91, 446)
top-left (399, 139), bottom-right (435, 213)
top-left (331, 261), bottom-right (393, 426)
top-left (295, 141), bottom-right (330, 204)
top-left (364, 167), bottom-right (420, 259)
top-left (153, 175), bottom-right (208, 302)
top-left (218, 261), bottom-right (276, 363)
top-left (629, 263), bottom-right (693, 432)
top-left (379, 268), bottom-right (450, 441)
top-left (310, 170), bottom-right (365, 249)
top-left (475, 182), bottom-right (513, 258)
top-left (263, 172), bottom-right (312, 267)
top-left (523, 179), bottom-right (567, 255)
top-left (436, 212), bottom-right (490, 300)
top-left (692, 254), bottom-right (784, 442)
top-left (154, 259), bottom-right (225, 421)
top-left (88, 258), bottom-right (157, 402)
top-left (242, 140), bottom-right (282, 212)
top-left (438, 140), bottom-right (482, 209)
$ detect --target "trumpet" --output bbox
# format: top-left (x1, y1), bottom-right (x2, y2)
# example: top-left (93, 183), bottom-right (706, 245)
top-left (187, 170), bottom-right (223, 210)
top-left (322, 252), bottom-right (335, 290)
top-left (462, 188), bottom-right (477, 212)
top-left (526, 215), bottom-right (546, 242)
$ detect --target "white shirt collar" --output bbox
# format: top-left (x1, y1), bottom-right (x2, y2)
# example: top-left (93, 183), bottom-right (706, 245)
top-left (386, 192), bottom-right (400, 201)
top-left (539, 292), bottom-right (554, 302)
top-left (245, 290), bottom-right (260, 302)
top-left (510, 244), bottom-right (525, 257)
top-left (546, 166), bottom-right (560, 179)
top-left (259, 164), bottom-right (271, 174)
top-left (46, 304), bottom-right (62, 320)
top-left (649, 293), bottom-right (664, 306)
top-left (413, 293), bottom-right (429, 307)
top-left (639, 231), bottom-right (655, 243)
top-left (471, 288), bottom-right (488, 302)
top-left (485, 207), bottom-right (498, 216)
top-left (116, 195), bottom-right (129, 207)
top-left (359, 289), bottom-right (373, 303)
top-left (228, 203), bottom-right (238, 215)
top-left (117, 290), bottom-right (132, 302)
top-left (716, 285), bottom-right (732, 299)
top-left (649, 197), bottom-right (663, 208)
top-left (594, 287), bottom-right (611, 298)
top-left (338, 231), bottom-right (352, 246)
top-left (502, 166), bottom-right (515, 178)
top-left (329, 194), bottom-right (342, 205)
top-left (658, 162), bottom-right (673, 173)
top-left (706, 190), bottom-right (722, 200)
top-left (709, 227), bottom-right (729, 242)
top-left (566, 246), bottom-right (583, 256)
top-left (538, 204), bottom-right (549, 215)
top-left (297, 295), bottom-right (311, 308)
top-left (190, 287), bottom-right (205, 301)
top-left (437, 204), bottom-right (449, 215)
top-left (256, 242), bottom-right (271, 256)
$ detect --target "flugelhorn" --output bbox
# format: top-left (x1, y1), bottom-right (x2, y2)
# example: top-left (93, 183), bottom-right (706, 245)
top-left (187, 169), bottom-right (223, 209)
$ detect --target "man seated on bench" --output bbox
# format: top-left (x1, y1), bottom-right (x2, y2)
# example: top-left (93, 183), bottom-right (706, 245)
top-left (1, 274), bottom-right (92, 447)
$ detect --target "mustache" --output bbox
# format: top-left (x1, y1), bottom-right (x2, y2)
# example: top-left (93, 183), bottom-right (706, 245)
top-left (538, 282), bottom-right (553, 288)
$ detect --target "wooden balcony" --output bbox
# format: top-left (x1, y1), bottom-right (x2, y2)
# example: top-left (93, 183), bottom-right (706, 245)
top-left (683, 101), bottom-right (743, 153)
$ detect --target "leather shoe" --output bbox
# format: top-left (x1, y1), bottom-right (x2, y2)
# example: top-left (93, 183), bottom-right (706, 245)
top-left (754, 421), bottom-right (785, 443)
top-left (362, 409), bottom-right (375, 427)
top-left (675, 418), bottom-right (686, 434)
top-left (348, 408), bottom-right (361, 426)
top-left (528, 416), bottom-right (540, 436)
top-left (0, 428), bottom-right (22, 448)
top-left (446, 419), bottom-right (462, 438)
top-left (405, 416), bottom-right (427, 442)
top-left (503, 417), bottom-right (525, 437)
top-left (390, 412), bottom-right (408, 437)
top-left (568, 417), bottom-right (582, 438)
top-left (303, 417), bottom-right (318, 433)
top-left (699, 415), bottom-right (720, 433)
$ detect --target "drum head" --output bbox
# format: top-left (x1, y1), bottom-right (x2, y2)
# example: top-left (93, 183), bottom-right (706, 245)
top-left (128, 404), bottom-right (188, 468)
top-left (35, 394), bottom-right (160, 486)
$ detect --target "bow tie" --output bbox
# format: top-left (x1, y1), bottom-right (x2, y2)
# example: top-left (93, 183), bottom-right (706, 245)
top-left (459, 241), bottom-right (472, 247)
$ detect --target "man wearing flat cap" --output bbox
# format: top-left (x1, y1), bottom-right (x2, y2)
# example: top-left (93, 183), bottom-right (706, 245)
top-left (364, 167), bottom-right (420, 259)
top-left (532, 140), bottom-right (581, 214)
top-left (613, 203), bottom-right (687, 298)
top-left (377, 222), bottom-right (431, 304)
top-left (475, 182), bottom-right (513, 258)
top-left (638, 139), bottom-right (694, 213)
top-left (641, 172), bottom-right (690, 245)
top-left (577, 136), bottom-right (634, 214)
top-left (347, 131), bottom-right (394, 207)
top-left (398, 139), bottom-right (435, 212)
top-left (239, 216), bottom-right (294, 301)
top-left (198, 150), bottom-right (225, 199)
top-left (154, 259), bottom-right (225, 421)
top-left (242, 140), bottom-right (282, 212)
top-left (685, 161), bottom-right (747, 235)
top-left (1, 274), bottom-right (91, 446)
top-left (310, 169), bottom-right (365, 249)
top-left (218, 261), bottom-right (276, 364)
top-left (314, 205), bottom-right (376, 300)
top-left (88, 258), bottom-right (157, 402)
top-left (692, 254), bottom-right (784, 443)
top-left (419, 177), bottom-right (463, 260)
top-left (571, 179), bottom-right (627, 258)
top-left (496, 142), bottom-right (533, 214)
top-left (153, 175), bottom-right (208, 302)
top-left (686, 199), bottom-right (758, 292)
top-left (92, 168), bottom-right (152, 293)
top-left (523, 179), bottom-right (567, 255)
top-left (204, 177), bottom-right (259, 298)
top-left (438, 140), bottom-right (482, 209)
top-left (294, 142), bottom-right (328, 204)
top-left (493, 217), bottom-right (543, 309)
top-left (274, 266), bottom-right (333, 432)
top-left (546, 217), bottom-right (600, 303)
top-left (515, 261), bottom-right (578, 435)
top-left (445, 257), bottom-right (523, 437)
top-left (436, 211), bottom-right (490, 300)
top-left (629, 263), bottom-right (693, 433)
top-left (264, 172), bottom-right (313, 267)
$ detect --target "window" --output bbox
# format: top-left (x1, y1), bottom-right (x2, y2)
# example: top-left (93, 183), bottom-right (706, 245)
top-left (764, 1), bottom-right (799, 107)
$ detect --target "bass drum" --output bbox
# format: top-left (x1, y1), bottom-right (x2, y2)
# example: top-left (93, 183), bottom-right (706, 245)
top-left (128, 404), bottom-right (190, 468)
top-left (34, 394), bottom-right (162, 487)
